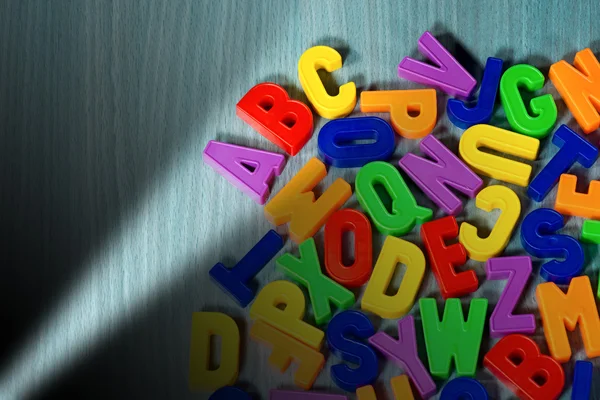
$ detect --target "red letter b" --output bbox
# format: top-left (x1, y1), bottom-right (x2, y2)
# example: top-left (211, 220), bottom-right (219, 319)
top-left (237, 83), bottom-right (313, 156)
top-left (484, 334), bottom-right (564, 400)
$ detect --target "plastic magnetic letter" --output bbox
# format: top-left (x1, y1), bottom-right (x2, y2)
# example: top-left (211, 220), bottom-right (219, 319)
top-left (360, 89), bottom-right (437, 139)
top-left (390, 375), bottom-right (414, 400)
top-left (447, 57), bottom-right (503, 129)
top-left (356, 375), bottom-right (414, 400)
top-left (318, 117), bottom-right (395, 168)
top-left (419, 298), bottom-right (488, 378)
top-left (484, 334), bottom-right (565, 400)
top-left (355, 386), bottom-right (376, 400)
top-left (361, 236), bottom-right (426, 319)
top-left (399, 135), bottom-right (483, 215)
top-left (421, 216), bottom-right (478, 298)
top-left (355, 161), bottom-right (432, 236)
top-left (265, 157), bottom-right (351, 243)
top-left (582, 220), bottom-right (600, 299)
top-left (500, 64), bottom-right (558, 138)
top-left (459, 185), bottom-right (520, 261)
top-left (250, 280), bottom-right (324, 349)
top-left (369, 316), bottom-right (437, 399)
top-left (536, 276), bottom-right (600, 362)
top-left (572, 360), bottom-right (593, 400)
top-left (326, 310), bottom-right (379, 392)
top-left (277, 238), bottom-right (355, 325)
top-left (189, 312), bottom-right (240, 391)
top-left (486, 256), bottom-right (535, 338)
top-left (582, 219), bottom-right (600, 244)
top-left (271, 390), bottom-right (348, 400)
top-left (209, 230), bottom-right (284, 307)
top-left (555, 174), bottom-right (600, 219)
top-left (459, 124), bottom-right (540, 186)
top-left (440, 378), bottom-right (489, 400)
top-left (324, 208), bottom-right (373, 288)
top-left (298, 46), bottom-right (356, 119)
top-left (549, 48), bottom-right (600, 134)
top-left (520, 208), bottom-right (584, 284)
top-left (203, 140), bottom-right (286, 204)
top-left (528, 125), bottom-right (598, 202)
top-left (236, 82), bottom-right (313, 155)
top-left (209, 387), bottom-right (251, 400)
top-left (250, 320), bottom-right (324, 389)
top-left (398, 31), bottom-right (476, 98)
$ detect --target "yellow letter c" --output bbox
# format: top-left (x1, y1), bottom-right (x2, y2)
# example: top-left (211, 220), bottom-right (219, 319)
top-left (298, 46), bottom-right (356, 119)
